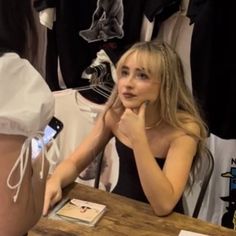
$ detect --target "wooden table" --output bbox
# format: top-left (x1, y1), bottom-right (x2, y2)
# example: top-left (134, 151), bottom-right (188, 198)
top-left (29, 183), bottom-right (236, 236)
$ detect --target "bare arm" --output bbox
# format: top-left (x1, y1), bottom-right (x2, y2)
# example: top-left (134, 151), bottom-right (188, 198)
top-left (132, 133), bottom-right (196, 216)
top-left (118, 103), bottom-right (198, 216)
top-left (0, 134), bottom-right (49, 236)
top-left (43, 113), bottom-right (113, 215)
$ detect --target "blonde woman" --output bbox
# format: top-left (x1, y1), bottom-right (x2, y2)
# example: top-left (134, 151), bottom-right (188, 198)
top-left (43, 41), bottom-right (208, 216)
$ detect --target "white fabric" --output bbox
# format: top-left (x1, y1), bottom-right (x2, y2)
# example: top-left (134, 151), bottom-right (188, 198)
top-left (0, 53), bottom-right (55, 201)
top-left (39, 8), bottom-right (56, 30)
top-left (49, 89), bottom-right (119, 191)
top-left (49, 89), bottom-right (104, 166)
top-left (99, 137), bottom-right (119, 191)
top-left (198, 134), bottom-right (236, 226)
top-left (81, 49), bottom-right (117, 83)
top-left (7, 131), bottom-right (45, 202)
top-left (0, 53), bottom-right (54, 136)
top-left (140, 15), bottom-right (155, 42)
top-left (156, 4), bottom-right (193, 92)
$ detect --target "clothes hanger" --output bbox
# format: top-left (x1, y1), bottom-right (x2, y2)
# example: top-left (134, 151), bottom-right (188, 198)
top-left (75, 62), bottom-right (115, 104)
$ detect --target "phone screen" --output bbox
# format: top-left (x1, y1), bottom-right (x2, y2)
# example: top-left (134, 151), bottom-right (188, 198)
top-left (31, 117), bottom-right (63, 159)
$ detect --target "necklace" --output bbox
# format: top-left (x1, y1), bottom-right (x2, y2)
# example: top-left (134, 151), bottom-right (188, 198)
top-left (145, 119), bottom-right (162, 130)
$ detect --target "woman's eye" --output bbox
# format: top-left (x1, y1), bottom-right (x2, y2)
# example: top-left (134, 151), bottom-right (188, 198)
top-left (137, 73), bottom-right (148, 80)
top-left (121, 70), bottom-right (129, 77)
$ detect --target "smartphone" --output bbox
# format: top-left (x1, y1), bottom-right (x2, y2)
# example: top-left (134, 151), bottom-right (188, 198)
top-left (31, 117), bottom-right (63, 159)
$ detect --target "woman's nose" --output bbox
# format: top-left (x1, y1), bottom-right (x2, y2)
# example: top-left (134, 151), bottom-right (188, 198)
top-left (124, 75), bottom-right (134, 87)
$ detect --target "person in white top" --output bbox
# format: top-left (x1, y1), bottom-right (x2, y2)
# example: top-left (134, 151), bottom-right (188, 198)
top-left (0, 0), bottom-right (55, 235)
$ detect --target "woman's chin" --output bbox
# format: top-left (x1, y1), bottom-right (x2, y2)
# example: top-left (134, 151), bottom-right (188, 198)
top-left (122, 102), bottom-right (140, 109)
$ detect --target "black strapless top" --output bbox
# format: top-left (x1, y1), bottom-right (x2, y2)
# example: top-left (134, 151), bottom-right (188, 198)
top-left (112, 137), bottom-right (184, 214)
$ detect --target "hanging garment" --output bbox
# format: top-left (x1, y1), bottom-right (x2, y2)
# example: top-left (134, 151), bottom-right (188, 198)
top-left (146, 0), bottom-right (182, 39)
top-left (186, 0), bottom-right (236, 229)
top-left (34, 0), bottom-right (145, 90)
top-left (198, 135), bottom-right (236, 229)
top-left (156, 0), bottom-right (193, 91)
top-left (34, 0), bottom-right (181, 91)
top-left (49, 89), bottom-right (119, 191)
top-left (187, 0), bottom-right (236, 139)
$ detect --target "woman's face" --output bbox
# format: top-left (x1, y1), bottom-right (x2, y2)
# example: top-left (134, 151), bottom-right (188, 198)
top-left (117, 52), bottom-right (161, 110)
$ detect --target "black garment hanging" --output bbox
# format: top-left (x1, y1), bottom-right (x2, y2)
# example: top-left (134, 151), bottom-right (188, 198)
top-left (144, 0), bottom-right (181, 39)
top-left (187, 0), bottom-right (236, 139)
top-left (34, 0), bottom-right (146, 90)
top-left (34, 0), bottom-right (181, 92)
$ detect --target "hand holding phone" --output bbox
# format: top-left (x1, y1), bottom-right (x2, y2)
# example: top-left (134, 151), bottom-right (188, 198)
top-left (31, 117), bottom-right (63, 159)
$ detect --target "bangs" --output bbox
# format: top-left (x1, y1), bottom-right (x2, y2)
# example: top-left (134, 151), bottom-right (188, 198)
top-left (116, 48), bottom-right (162, 81)
top-left (134, 50), bottom-right (161, 78)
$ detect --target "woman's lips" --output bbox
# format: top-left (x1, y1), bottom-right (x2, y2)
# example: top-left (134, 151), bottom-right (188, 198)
top-left (122, 92), bottom-right (136, 98)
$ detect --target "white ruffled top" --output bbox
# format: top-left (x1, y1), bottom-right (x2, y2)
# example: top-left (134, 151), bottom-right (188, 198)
top-left (0, 53), bottom-right (55, 202)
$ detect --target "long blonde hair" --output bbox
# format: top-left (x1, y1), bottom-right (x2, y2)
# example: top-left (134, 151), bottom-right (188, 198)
top-left (105, 41), bottom-right (209, 188)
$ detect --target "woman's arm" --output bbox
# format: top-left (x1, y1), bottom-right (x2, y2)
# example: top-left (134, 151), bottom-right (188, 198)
top-left (132, 132), bottom-right (197, 216)
top-left (43, 113), bottom-right (113, 215)
top-left (0, 134), bottom-right (49, 236)
top-left (118, 104), bottom-right (198, 216)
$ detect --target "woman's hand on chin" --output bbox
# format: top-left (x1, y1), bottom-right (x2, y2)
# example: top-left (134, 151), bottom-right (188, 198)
top-left (118, 102), bottom-right (147, 141)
